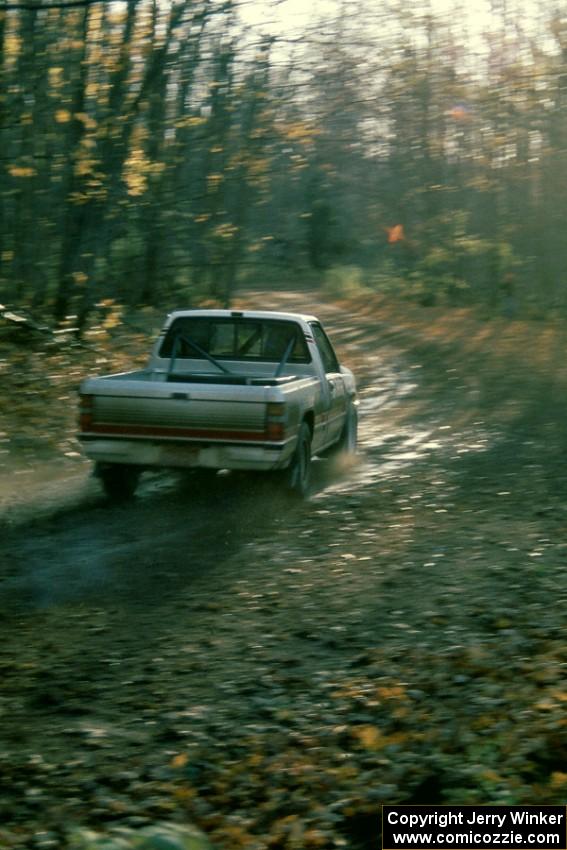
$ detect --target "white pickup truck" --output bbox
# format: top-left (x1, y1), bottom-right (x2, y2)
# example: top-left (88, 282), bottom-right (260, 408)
top-left (78, 309), bottom-right (357, 499)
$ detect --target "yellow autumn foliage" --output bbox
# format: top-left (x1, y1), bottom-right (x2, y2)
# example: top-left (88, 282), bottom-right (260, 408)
top-left (48, 67), bottom-right (64, 89)
top-left (550, 772), bottom-right (567, 788)
top-left (282, 120), bottom-right (320, 144)
top-left (351, 724), bottom-right (384, 749)
top-left (8, 166), bottom-right (36, 178)
top-left (4, 33), bottom-right (21, 63)
top-left (176, 116), bottom-right (207, 129)
top-left (170, 752), bottom-right (189, 769)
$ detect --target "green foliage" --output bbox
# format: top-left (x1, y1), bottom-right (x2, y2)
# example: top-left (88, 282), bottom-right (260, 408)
top-left (322, 265), bottom-right (369, 299)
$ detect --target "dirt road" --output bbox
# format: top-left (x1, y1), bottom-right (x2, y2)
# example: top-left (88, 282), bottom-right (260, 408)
top-left (1, 291), bottom-right (567, 849)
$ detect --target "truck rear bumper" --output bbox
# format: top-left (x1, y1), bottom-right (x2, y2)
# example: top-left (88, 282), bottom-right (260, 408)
top-left (80, 438), bottom-right (291, 471)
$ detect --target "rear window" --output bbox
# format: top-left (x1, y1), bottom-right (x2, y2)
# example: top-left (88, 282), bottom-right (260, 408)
top-left (159, 318), bottom-right (311, 364)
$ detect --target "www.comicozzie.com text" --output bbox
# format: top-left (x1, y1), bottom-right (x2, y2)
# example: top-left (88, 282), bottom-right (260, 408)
top-left (389, 831), bottom-right (560, 845)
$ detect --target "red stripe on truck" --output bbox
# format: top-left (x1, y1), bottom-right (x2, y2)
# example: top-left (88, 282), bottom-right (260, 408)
top-left (81, 423), bottom-right (277, 442)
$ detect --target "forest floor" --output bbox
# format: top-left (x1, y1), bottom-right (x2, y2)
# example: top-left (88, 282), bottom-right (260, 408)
top-left (1, 288), bottom-right (567, 849)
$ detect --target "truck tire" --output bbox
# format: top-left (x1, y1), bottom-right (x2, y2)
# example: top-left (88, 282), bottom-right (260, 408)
top-left (285, 422), bottom-right (312, 499)
top-left (320, 401), bottom-right (358, 460)
top-left (96, 463), bottom-right (140, 501)
top-left (336, 401), bottom-right (358, 455)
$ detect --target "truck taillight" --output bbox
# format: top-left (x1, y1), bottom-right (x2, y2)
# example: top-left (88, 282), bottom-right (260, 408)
top-left (266, 402), bottom-right (286, 441)
top-left (79, 394), bottom-right (93, 431)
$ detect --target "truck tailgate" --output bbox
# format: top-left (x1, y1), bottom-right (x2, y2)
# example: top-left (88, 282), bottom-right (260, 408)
top-left (82, 380), bottom-right (270, 442)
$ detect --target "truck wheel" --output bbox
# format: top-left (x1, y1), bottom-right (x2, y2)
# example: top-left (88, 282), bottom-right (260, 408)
top-left (336, 402), bottom-right (358, 455)
top-left (286, 422), bottom-right (312, 499)
top-left (96, 463), bottom-right (140, 501)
